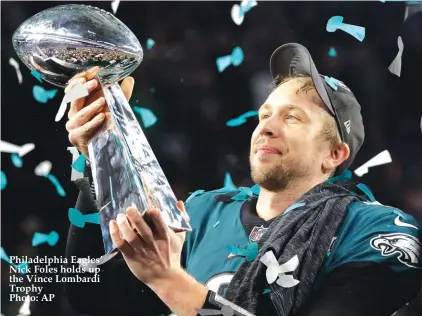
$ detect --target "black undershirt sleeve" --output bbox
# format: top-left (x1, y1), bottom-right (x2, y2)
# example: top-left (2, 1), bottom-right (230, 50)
top-left (296, 262), bottom-right (421, 316)
top-left (64, 177), bottom-right (170, 316)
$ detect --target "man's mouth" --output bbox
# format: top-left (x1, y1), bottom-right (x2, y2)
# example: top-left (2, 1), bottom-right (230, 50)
top-left (256, 145), bottom-right (282, 155)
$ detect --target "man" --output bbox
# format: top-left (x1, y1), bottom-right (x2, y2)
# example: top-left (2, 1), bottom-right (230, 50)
top-left (65, 43), bottom-right (421, 316)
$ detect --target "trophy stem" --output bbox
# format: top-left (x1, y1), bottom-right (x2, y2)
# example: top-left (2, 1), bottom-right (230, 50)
top-left (87, 79), bottom-right (190, 256)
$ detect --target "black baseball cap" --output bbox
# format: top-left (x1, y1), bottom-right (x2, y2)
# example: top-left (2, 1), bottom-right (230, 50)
top-left (269, 43), bottom-right (365, 175)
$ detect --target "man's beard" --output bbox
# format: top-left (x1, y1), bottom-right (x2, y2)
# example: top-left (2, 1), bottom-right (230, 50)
top-left (249, 154), bottom-right (311, 191)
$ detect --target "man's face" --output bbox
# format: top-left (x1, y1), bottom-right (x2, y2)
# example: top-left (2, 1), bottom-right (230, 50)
top-left (250, 78), bottom-right (332, 191)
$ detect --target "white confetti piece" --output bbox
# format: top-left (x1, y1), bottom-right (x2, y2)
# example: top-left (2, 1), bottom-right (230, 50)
top-left (56, 83), bottom-right (89, 122)
top-left (17, 295), bottom-right (31, 315)
top-left (231, 0), bottom-right (258, 26)
top-left (111, 0), bottom-right (120, 15)
top-left (354, 150), bottom-right (392, 177)
top-left (67, 147), bottom-right (84, 181)
top-left (260, 251), bottom-right (300, 288)
top-left (34, 161), bottom-right (52, 177)
top-left (388, 36), bottom-right (404, 77)
top-left (0, 141), bottom-right (35, 157)
top-left (9, 58), bottom-right (23, 84)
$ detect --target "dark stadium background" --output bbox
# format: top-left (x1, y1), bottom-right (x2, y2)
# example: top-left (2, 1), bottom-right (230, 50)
top-left (1, 1), bottom-right (422, 315)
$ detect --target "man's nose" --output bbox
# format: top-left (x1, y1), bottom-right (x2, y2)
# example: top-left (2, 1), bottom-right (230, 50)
top-left (259, 117), bottom-right (280, 137)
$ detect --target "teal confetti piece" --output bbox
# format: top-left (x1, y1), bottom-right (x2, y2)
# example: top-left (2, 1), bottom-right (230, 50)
top-left (68, 208), bottom-right (100, 228)
top-left (46, 174), bottom-right (66, 197)
top-left (1, 247), bottom-right (28, 274)
top-left (33, 85), bottom-right (58, 103)
top-left (250, 184), bottom-right (260, 196)
top-left (0, 171), bottom-right (7, 190)
top-left (356, 183), bottom-right (376, 202)
top-left (326, 16), bottom-right (365, 42)
top-left (324, 76), bottom-right (341, 90)
top-left (149, 87), bottom-right (156, 93)
top-left (328, 47), bottom-right (337, 57)
top-left (284, 202), bottom-right (306, 216)
top-left (32, 231), bottom-right (59, 247)
top-left (31, 69), bottom-right (45, 83)
top-left (71, 154), bottom-right (86, 173)
top-left (11, 153), bottom-right (23, 168)
top-left (246, 242), bottom-right (258, 261)
top-left (226, 110), bottom-right (258, 127)
top-left (224, 173), bottom-right (237, 190)
top-left (216, 46), bottom-right (244, 73)
top-left (213, 221), bottom-right (220, 228)
top-left (133, 106), bottom-right (157, 128)
top-left (263, 288), bottom-right (272, 294)
top-left (146, 38), bottom-right (155, 50)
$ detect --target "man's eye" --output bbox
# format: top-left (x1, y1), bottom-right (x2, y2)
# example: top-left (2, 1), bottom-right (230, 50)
top-left (287, 115), bottom-right (298, 121)
top-left (261, 114), bottom-right (270, 120)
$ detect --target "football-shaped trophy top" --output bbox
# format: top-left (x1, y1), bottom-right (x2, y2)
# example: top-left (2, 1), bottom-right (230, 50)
top-left (12, 4), bottom-right (143, 88)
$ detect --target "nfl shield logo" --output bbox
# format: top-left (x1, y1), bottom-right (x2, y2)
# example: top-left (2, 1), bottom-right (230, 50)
top-left (249, 225), bottom-right (268, 242)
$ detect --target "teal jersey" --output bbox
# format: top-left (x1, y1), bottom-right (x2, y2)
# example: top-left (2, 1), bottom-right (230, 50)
top-left (183, 188), bottom-right (421, 296)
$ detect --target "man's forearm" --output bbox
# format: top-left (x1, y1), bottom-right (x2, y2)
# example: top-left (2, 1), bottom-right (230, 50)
top-left (148, 267), bottom-right (208, 316)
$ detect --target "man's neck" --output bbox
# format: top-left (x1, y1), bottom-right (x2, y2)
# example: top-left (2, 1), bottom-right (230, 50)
top-left (256, 177), bottom-right (324, 221)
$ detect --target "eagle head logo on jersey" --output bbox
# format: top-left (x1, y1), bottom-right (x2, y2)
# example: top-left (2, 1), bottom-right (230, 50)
top-left (370, 233), bottom-right (422, 268)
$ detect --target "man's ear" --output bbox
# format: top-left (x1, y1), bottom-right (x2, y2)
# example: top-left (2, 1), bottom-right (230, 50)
top-left (323, 142), bottom-right (350, 171)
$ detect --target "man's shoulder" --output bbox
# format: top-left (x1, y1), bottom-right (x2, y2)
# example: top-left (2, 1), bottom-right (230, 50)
top-left (343, 200), bottom-right (420, 232)
top-left (325, 199), bottom-right (421, 273)
top-left (184, 187), bottom-right (246, 224)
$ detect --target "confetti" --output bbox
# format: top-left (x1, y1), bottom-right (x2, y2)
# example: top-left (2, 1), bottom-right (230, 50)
top-left (67, 147), bottom-right (84, 181)
top-left (1, 171), bottom-right (7, 191)
top-left (68, 208), bottom-right (100, 228)
top-left (324, 76), bottom-right (342, 90)
top-left (224, 173), bottom-right (237, 190)
top-left (354, 150), bottom-right (392, 177)
top-left (388, 36), bottom-right (404, 77)
top-left (72, 154), bottom-right (86, 173)
top-left (133, 106), bottom-right (157, 128)
top-left (31, 69), bottom-right (44, 83)
top-left (213, 221), bottom-right (220, 228)
top-left (111, 0), bottom-right (120, 14)
top-left (56, 83), bottom-right (89, 122)
top-left (0, 140), bottom-right (35, 157)
top-left (231, 0), bottom-right (258, 26)
top-left (197, 305), bottom-right (234, 316)
top-left (260, 251), bottom-right (300, 288)
top-left (0, 247), bottom-right (28, 274)
top-left (9, 57), bottom-right (23, 84)
top-left (32, 231), bottom-right (59, 247)
top-left (226, 110), bottom-right (258, 127)
top-left (263, 288), bottom-right (272, 294)
top-left (328, 47), bottom-right (337, 57)
top-left (149, 87), bottom-right (156, 93)
top-left (11, 153), bottom-right (23, 168)
top-left (18, 295), bottom-right (31, 316)
top-left (146, 38), bottom-right (155, 50)
top-left (34, 161), bottom-right (66, 197)
top-left (226, 242), bottom-right (258, 261)
top-left (32, 85), bottom-right (58, 103)
top-left (326, 16), bottom-right (365, 42)
top-left (216, 46), bottom-right (244, 73)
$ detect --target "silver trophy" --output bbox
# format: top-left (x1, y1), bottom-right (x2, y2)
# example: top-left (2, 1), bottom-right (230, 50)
top-left (12, 4), bottom-right (191, 259)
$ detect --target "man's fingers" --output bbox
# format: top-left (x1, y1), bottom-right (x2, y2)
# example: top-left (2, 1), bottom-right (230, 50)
top-left (120, 76), bottom-right (134, 101)
top-left (126, 207), bottom-right (155, 243)
top-left (116, 212), bottom-right (144, 250)
top-left (66, 97), bottom-right (106, 131)
top-left (109, 220), bottom-right (134, 255)
top-left (68, 113), bottom-right (105, 146)
top-left (146, 209), bottom-right (169, 238)
top-left (67, 79), bottom-right (100, 119)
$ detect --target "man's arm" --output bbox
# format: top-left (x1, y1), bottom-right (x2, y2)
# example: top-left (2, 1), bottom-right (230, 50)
top-left (296, 262), bottom-right (421, 316)
top-left (64, 177), bottom-right (170, 316)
